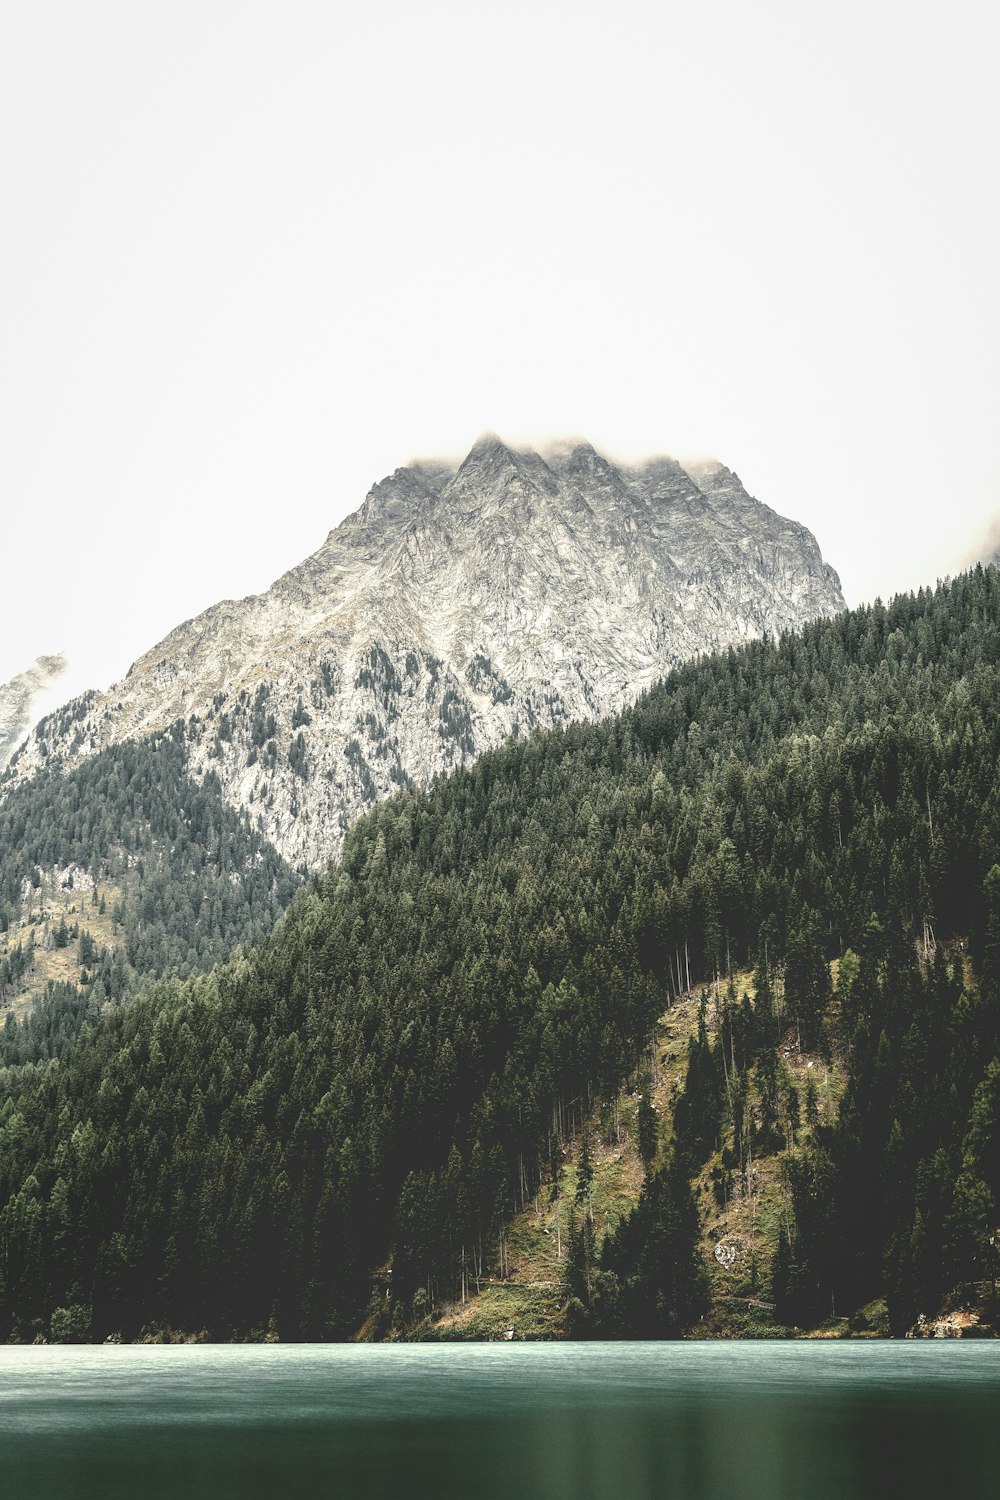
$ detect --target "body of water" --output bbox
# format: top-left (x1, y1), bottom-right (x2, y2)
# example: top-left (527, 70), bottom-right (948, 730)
top-left (2, 1341), bottom-right (998, 1499)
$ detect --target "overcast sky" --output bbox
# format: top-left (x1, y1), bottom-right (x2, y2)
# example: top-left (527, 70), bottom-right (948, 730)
top-left (2, 0), bottom-right (998, 713)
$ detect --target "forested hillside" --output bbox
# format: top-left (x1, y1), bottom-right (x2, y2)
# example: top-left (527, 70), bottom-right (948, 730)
top-left (0, 726), bottom-right (300, 1064)
top-left (1, 569), bottom-right (999, 1342)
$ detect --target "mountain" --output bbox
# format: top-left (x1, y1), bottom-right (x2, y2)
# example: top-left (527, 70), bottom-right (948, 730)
top-left (3, 438), bottom-right (844, 869)
top-left (2, 569), bottom-right (997, 1344)
top-left (0, 732), bottom-right (299, 1034)
top-left (0, 655), bottom-right (67, 771)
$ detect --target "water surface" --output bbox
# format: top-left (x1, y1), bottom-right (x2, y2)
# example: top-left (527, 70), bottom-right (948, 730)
top-left (2, 1341), bottom-right (998, 1499)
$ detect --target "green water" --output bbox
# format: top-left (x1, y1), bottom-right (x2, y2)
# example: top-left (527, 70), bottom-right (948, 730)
top-left (2, 1342), bottom-right (998, 1499)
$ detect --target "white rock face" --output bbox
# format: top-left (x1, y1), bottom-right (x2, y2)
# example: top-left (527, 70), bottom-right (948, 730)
top-left (5, 437), bottom-right (844, 868)
top-left (0, 655), bottom-right (68, 771)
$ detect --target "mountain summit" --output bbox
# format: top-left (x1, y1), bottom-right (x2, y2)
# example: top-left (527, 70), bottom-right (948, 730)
top-left (6, 438), bottom-right (844, 867)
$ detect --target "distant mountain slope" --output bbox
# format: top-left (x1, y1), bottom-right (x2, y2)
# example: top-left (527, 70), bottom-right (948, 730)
top-left (0, 656), bottom-right (67, 770)
top-left (0, 730), bottom-right (299, 1058)
top-left (3, 437), bottom-right (844, 868)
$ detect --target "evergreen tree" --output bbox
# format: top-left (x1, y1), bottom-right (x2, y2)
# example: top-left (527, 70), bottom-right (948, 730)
top-left (636, 1093), bottom-right (659, 1176)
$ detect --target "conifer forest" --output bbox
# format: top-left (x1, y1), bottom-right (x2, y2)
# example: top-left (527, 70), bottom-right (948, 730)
top-left (1, 568), bottom-right (999, 1342)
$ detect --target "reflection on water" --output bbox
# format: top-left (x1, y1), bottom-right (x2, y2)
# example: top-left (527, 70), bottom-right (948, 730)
top-left (2, 1342), bottom-right (999, 1500)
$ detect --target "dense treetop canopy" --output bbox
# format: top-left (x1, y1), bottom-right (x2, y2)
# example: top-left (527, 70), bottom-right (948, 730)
top-left (1, 567), bottom-right (999, 1341)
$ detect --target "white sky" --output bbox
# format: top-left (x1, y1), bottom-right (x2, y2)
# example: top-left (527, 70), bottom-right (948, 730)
top-left (2, 0), bottom-right (999, 710)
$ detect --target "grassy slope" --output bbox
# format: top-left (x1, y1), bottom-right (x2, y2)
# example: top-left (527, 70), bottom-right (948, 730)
top-left (415, 972), bottom-right (865, 1342)
top-left (694, 1028), bottom-right (850, 1339)
top-left (0, 868), bottom-right (124, 1016)
top-left (415, 988), bottom-right (705, 1340)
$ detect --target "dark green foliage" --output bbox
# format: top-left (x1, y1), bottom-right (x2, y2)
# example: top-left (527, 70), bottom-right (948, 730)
top-left (636, 1093), bottom-right (659, 1175)
top-left (0, 728), bottom-right (299, 1064)
top-left (2, 569), bottom-right (1000, 1339)
top-left (465, 655), bottom-right (514, 705)
top-left (354, 646), bottom-right (402, 699)
top-left (250, 685), bottom-right (277, 748)
top-left (673, 1002), bottom-right (721, 1168)
top-left (563, 1204), bottom-right (597, 1333)
top-left (343, 739), bottom-right (376, 801)
top-left (784, 916), bottom-right (830, 1052)
top-left (438, 690), bottom-right (474, 753)
top-left (288, 732), bottom-right (308, 779)
top-left (0, 935), bottom-right (36, 1000)
top-left (773, 901), bottom-right (1000, 1330)
top-left (595, 1152), bottom-right (709, 1336)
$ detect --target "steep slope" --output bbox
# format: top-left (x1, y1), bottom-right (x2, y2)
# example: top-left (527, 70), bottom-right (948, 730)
top-left (3, 438), bottom-right (844, 868)
top-left (0, 656), bottom-right (67, 771)
top-left (0, 729), bottom-right (300, 1059)
top-left (1, 570), bottom-right (998, 1344)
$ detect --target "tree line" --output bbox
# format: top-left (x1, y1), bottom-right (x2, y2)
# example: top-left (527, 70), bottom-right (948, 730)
top-left (0, 726), bottom-right (300, 1065)
top-left (0, 567), bottom-right (999, 1340)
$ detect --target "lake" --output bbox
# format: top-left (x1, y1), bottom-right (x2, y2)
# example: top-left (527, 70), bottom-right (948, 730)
top-left (2, 1341), bottom-right (998, 1499)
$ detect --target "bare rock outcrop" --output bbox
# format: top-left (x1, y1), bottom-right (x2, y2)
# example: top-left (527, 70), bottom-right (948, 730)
top-left (4, 438), bottom-right (844, 868)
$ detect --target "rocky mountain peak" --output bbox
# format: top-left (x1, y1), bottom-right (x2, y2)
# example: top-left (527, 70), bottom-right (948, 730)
top-left (462, 430), bottom-right (511, 464)
top-left (5, 436), bottom-right (845, 868)
top-left (346, 464), bottom-right (443, 540)
top-left (445, 434), bottom-right (553, 515)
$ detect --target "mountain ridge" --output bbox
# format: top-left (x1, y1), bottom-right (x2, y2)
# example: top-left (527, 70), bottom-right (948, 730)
top-left (2, 569), bottom-right (998, 1344)
top-left (3, 437), bottom-right (844, 868)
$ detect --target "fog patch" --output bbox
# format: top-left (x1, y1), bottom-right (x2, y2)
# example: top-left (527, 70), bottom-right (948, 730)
top-left (0, 653), bottom-right (69, 769)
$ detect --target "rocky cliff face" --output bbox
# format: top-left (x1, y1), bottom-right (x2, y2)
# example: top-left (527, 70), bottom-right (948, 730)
top-left (4, 437), bottom-right (844, 868)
